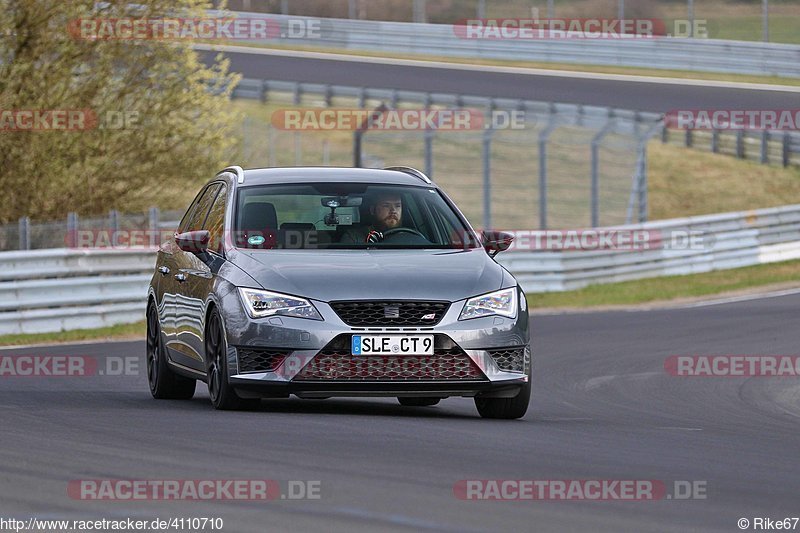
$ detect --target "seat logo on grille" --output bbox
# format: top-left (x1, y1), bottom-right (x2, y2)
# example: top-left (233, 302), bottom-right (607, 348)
top-left (384, 305), bottom-right (400, 318)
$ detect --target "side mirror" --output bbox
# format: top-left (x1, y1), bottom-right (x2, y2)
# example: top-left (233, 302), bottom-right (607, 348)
top-left (175, 230), bottom-right (210, 254)
top-left (482, 230), bottom-right (514, 256)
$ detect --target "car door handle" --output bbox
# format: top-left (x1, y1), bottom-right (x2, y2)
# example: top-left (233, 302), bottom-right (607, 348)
top-left (174, 273), bottom-right (187, 283)
top-left (158, 266), bottom-right (170, 275)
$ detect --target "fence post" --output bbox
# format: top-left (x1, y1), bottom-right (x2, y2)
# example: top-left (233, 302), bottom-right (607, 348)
top-left (18, 217), bottom-right (30, 251)
top-left (353, 103), bottom-right (387, 168)
top-left (323, 139), bottom-right (330, 166)
top-left (538, 107), bottom-right (558, 230)
top-left (638, 143), bottom-right (648, 223)
top-left (760, 130), bottom-right (769, 164)
top-left (109, 209), bottom-right (120, 247)
top-left (294, 132), bottom-right (302, 165)
top-left (66, 212), bottom-right (78, 248)
top-left (685, 128), bottom-right (693, 148)
top-left (661, 124), bottom-right (668, 144)
top-left (591, 112), bottom-right (615, 228)
top-left (482, 124), bottom-right (494, 231)
top-left (268, 125), bottom-right (277, 167)
top-left (736, 130), bottom-right (745, 159)
top-left (424, 127), bottom-right (434, 178)
top-left (783, 132), bottom-right (791, 167)
top-left (711, 129), bottom-right (719, 153)
top-left (148, 207), bottom-right (160, 248)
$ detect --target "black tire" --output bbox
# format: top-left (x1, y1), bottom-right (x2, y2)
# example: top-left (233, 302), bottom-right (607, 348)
top-left (146, 303), bottom-right (196, 400)
top-left (205, 309), bottom-right (260, 411)
top-left (474, 367), bottom-right (531, 420)
top-left (397, 397), bottom-right (441, 407)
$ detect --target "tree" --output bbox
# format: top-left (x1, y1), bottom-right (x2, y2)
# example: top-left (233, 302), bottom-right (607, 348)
top-left (0, 0), bottom-right (242, 224)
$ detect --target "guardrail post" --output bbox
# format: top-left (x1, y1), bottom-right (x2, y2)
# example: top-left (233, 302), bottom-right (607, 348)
top-left (292, 83), bottom-right (301, 105)
top-left (711, 129), bottom-right (719, 153)
top-left (260, 80), bottom-right (269, 103)
top-left (736, 130), bottom-right (745, 159)
top-left (661, 124), bottom-right (668, 144)
top-left (324, 84), bottom-right (333, 107)
top-left (783, 132), bottom-right (790, 167)
top-left (477, 0), bottom-right (486, 18)
top-left (760, 130), bottom-right (769, 164)
top-left (18, 217), bottom-right (30, 251)
top-left (281, 0), bottom-right (288, 15)
top-left (66, 212), bottom-right (78, 248)
top-left (358, 88), bottom-right (366, 109)
top-left (148, 207), bottom-right (159, 248)
top-left (685, 128), bottom-right (693, 148)
top-left (323, 139), bottom-right (330, 166)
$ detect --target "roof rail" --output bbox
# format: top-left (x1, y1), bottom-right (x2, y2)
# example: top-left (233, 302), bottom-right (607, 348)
top-left (383, 166), bottom-right (432, 184)
top-left (217, 165), bottom-right (245, 184)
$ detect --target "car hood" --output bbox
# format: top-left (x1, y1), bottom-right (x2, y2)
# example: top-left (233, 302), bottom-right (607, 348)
top-left (229, 248), bottom-right (506, 302)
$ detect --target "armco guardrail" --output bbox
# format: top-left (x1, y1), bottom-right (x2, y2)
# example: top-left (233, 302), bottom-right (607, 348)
top-left (497, 204), bottom-right (800, 293)
top-left (0, 248), bottom-right (155, 335)
top-left (2, 204), bottom-right (800, 334)
top-left (225, 12), bottom-right (800, 78)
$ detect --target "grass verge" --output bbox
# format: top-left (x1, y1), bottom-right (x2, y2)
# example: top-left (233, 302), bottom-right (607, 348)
top-left (0, 321), bottom-right (145, 347)
top-left (526, 259), bottom-right (800, 309)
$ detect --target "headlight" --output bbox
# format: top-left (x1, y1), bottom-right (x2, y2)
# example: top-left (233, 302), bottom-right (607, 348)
top-left (459, 288), bottom-right (518, 321)
top-left (238, 288), bottom-right (322, 320)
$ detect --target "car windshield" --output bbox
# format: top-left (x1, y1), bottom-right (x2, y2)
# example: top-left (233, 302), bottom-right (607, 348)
top-left (233, 182), bottom-right (479, 250)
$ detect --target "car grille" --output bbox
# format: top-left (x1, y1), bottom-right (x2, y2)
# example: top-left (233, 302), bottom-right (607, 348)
top-left (488, 347), bottom-right (526, 373)
top-left (329, 300), bottom-right (449, 326)
top-left (236, 348), bottom-right (288, 373)
top-left (295, 347), bottom-right (486, 381)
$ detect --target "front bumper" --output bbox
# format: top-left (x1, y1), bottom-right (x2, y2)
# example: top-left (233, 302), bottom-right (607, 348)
top-left (220, 294), bottom-right (531, 399)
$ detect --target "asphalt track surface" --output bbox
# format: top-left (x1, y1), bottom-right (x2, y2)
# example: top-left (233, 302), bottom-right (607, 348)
top-left (2, 293), bottom-right (799, 532)
top-left (200, 48), bottom-right (800, 112)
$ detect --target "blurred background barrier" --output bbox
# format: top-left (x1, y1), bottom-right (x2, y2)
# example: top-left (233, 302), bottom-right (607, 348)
top-left (219, 11), bottom-right (800, 77)
top-left (1, 203), bottom-right (799, 334)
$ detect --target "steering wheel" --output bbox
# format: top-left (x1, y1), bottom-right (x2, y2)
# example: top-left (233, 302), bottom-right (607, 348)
top-left (382, 227), bottom-right (427, 240)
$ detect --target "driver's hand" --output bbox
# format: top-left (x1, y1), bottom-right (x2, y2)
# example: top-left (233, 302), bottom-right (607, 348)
top-left (365, 230), bottom-right (383, 243)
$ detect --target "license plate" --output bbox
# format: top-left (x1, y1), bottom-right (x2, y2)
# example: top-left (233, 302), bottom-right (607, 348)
top-left (351, 335), bottom-right (434, 356)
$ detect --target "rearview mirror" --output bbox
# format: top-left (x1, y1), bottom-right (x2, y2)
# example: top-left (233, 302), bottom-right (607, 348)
top-left (175, 230), bottom-right (210, 254)
top-left (321, 196), bottom-right (363, 207)
top-left (482, 230), bottom-right (514, 256)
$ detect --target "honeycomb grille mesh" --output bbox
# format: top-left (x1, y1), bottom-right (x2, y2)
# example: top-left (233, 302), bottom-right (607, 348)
top-left (237, 348), bottom-right (288, 373)
top-left (329, 301), bottom-right (449, 326)
top-left (488, 347), bottom-right (526, 372)
top-left (295, 348), bottom-right (485, 381)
